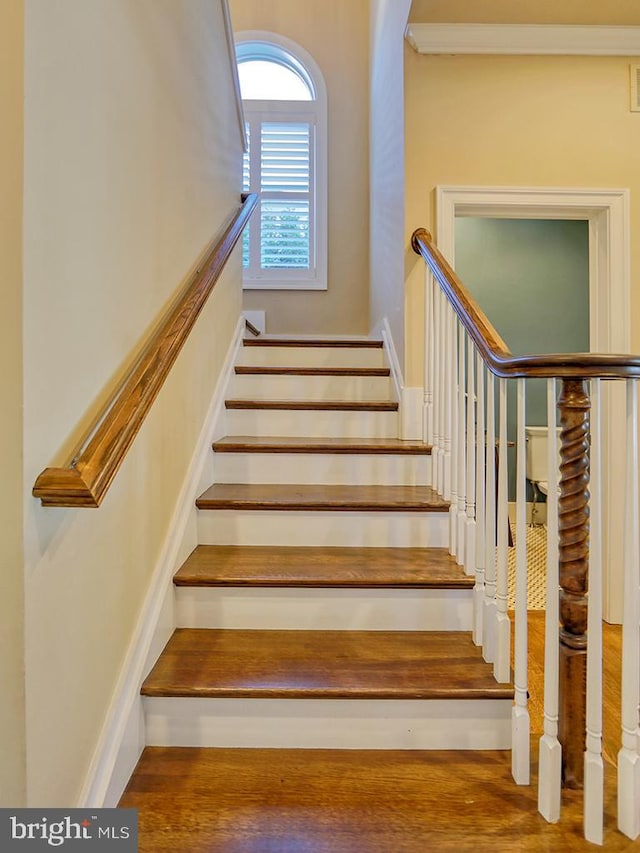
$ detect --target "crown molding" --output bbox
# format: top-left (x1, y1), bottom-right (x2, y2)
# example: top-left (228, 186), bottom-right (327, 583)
top-left (405, 23), bottom-right (640, 56)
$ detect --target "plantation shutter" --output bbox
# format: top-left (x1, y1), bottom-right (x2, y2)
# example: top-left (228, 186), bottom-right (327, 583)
top-left (260, 122), bottom-right (310, 269)
top-left (242, 115), bottom-right (315, 278)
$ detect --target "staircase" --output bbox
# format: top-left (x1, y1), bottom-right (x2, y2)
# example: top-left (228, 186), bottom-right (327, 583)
top-left (123, 337), bottom-right (514, 844)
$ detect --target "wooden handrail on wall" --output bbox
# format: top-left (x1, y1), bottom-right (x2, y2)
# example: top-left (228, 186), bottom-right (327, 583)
top-left (412, 228), bottom-right (640, 379)
top-left (33, 193), bottom-right (259, 508)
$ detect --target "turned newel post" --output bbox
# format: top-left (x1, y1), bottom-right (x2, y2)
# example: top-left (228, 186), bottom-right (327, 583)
top-left (557, 378), bottom-right (590, 789)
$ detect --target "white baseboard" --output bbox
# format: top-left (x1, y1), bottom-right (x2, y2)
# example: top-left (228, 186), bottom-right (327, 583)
top-left (401, 387), bottom-right (424, 441)
top-left (380, 317), bottom-right (402, 404)
top-left (77, 315), bottom-right (245, 808)
top-left (380, 318), bottom-right (424, 441)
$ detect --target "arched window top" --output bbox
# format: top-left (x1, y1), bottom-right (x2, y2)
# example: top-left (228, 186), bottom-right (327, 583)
top-left (237, 42), bottom-right (315, 101)
top-left (235, 33), bottom-right (326, 105)
top-left (236, 32), bottom-right (327, 291)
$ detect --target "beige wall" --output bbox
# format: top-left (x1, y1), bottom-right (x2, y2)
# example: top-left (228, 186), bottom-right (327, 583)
top-left (405, 49), bottom-right (640, 385)
top-left (230, 0), bottom-right (370, 335)
top-left (23, 0), bottom-right (243, 805)
top-left (370, 0), bottom-right (412, 365)
top-left (409, 0), bottom-right (640, 25)
top-left (0, 0), bottom-right (27, 807)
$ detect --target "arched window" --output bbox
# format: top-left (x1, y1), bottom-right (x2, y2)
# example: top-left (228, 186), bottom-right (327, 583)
top-left (237, 33), bottom-right (327, 290)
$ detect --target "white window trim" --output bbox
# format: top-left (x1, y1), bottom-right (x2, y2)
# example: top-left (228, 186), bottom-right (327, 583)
top-left (237, 31), bottom-right (328, 291)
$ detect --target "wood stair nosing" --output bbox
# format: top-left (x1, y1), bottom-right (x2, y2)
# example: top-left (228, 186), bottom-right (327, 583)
top-left (225, 399), bottom-right (399, 412)
top-left (195, 483), bottom-right (449, 513)
top-left (235, 366), bottom-right (391, 377)
top-left (211, 436), bottom-right (432, 455)
top-left (173, 545), bottom-right (472, 589)
top-left (242, 338), bottom-right (384, 348)
top-left (141, 628), bottom-right (513, 701)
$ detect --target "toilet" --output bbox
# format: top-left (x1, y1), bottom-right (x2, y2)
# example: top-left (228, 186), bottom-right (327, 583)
top-left (525, 425), bottom-right (562, 497)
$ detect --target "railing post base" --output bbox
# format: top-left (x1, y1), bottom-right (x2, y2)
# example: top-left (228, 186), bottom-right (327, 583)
top-left (559, 640), bottom-right (587, 788)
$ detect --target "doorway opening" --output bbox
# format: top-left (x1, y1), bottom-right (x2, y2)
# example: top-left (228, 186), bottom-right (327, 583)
top-left (436, 185), bottom-right (631, 623)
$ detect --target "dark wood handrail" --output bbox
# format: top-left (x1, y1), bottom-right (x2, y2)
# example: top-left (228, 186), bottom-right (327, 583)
top-left (412, 227), bottom-right (640, 379)
top-left (33, 193), bottom-right (259, 508)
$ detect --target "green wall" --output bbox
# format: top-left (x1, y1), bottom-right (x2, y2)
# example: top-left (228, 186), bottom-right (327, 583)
top-left (454, 217), bottom-right (590, 498)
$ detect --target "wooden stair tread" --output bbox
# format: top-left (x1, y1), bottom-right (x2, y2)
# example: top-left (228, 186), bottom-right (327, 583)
top-left (212, 436), bottom-right (431, 454)
top-left (195, 483), bottom-right (449, 512)
top-left (235, 366), bottom-right (391, 376)
top-left (225, 399), bottom-right (398, 411)
top-left (141, 628), bottom-right (513, 699)
top-left (243, 338), bottom-right (383, 348)
top-left (174, 545), bottom-right (471, 588)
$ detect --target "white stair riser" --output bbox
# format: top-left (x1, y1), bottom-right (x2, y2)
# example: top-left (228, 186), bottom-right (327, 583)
top-left (213, 452), bottom-right (431, 485)
top-left (197, 510), bottom-right (449, 547)
top-left (225, 409), bottom-right (398, 438)
top-left (175, 587), bottom-right (472, 631)
top-left (144, 697), bottom-right (512, 750)
top-left (230, 373), bottom-right (393, 401)
top-left (238, 346), bottom-right (386, 368)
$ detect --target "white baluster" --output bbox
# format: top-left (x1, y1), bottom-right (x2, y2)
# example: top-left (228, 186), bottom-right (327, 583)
top-left (432, 287), bottom-right (442, 494)
top-left (456, 331), bottom-right (466, 566)
top-left (584, 378), bottom-right (603, 844)
top-left (443, 304), bottom-right (453, 501)
top-left (483, 370), bottom-right (497, 663)
top-left (538, 379), bottom-right (561, 824)
top-left (449, 319), bottom-right (459, 557)
top-left (437, 292), bottom-right (446, 494)
top-left (465, 342), bottom-right (476, 577)
top-left (424, 271), bottom-right (435, 452)
top-left (512, 378), bottom-right (530, 784)
top-left (473, 353), bottom-right (486, 646)
top-left (618, 378), bottom-right (640, 840)
top-left (494, 377), bottom-right (511, 683)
